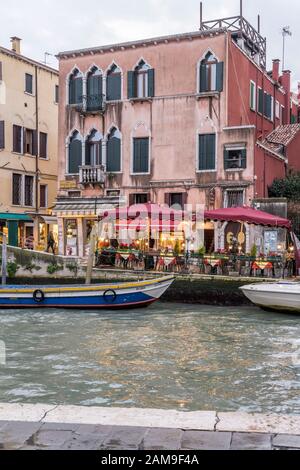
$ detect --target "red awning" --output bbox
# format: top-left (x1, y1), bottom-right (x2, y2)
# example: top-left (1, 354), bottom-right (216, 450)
top-left (203, 206), bottom-right (291, 229)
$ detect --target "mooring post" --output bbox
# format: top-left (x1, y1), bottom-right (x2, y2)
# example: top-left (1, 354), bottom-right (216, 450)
top-left (85, 226), bottom-right (97, 285)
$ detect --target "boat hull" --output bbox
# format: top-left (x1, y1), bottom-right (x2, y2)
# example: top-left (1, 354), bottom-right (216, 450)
top-left (0, 276), bottom-right (174, 310)
top-left (240, 282), bottom-right (300, 313)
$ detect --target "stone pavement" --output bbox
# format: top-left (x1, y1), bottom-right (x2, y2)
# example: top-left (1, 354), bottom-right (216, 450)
top-left (0, 404), bottom-right (299, 450)
top-left (0, 421), bottom-right (300, 450)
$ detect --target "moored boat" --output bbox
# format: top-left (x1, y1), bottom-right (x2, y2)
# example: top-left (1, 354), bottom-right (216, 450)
top-left (0, 276), bottom-right (174, 310)
top-left (240, 282), bottom-right (300, 313)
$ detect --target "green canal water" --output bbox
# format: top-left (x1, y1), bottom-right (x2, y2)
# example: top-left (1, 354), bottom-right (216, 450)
top-left (0, 303), bottom-right (299, 414)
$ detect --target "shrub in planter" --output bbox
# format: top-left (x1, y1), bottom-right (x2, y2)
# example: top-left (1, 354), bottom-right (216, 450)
top-left (7, 262), bottom-right (19, 278)
top-left (47, 263), bottom-right (63, 275)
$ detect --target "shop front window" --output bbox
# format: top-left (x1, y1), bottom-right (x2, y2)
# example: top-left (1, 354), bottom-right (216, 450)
top-left (65, 219), bottom-right (78, 256)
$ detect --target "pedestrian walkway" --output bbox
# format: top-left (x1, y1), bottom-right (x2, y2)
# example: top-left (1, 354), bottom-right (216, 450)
top-left (0, 404), bottom-right (299, 450)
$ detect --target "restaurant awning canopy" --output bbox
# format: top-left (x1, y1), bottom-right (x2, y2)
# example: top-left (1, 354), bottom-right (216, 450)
top-left (0, 213), bottom-right (32, 222)
top-left (204, 206), bottom-right (291, 229)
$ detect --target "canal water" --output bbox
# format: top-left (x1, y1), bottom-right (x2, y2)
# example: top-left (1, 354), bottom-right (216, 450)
top-left (0, 303), bottom-right (299, 414)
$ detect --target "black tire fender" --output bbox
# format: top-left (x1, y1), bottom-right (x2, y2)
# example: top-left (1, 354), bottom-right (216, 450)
top-left (33, 289), bottom-right (45, 303)
top-left (103, 289), bottom-right (117, 303)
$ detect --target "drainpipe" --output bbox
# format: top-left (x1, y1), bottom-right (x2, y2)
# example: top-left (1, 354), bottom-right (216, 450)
top-left (34, 65), bottom-right (40, 249)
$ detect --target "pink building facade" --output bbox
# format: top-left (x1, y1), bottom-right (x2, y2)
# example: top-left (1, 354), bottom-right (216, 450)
top-left (54, 19), bottom-right (299, 257)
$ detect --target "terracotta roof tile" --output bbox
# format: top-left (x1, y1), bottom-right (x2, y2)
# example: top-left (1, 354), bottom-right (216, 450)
top-left (266, 124), bottom-right (300, 146)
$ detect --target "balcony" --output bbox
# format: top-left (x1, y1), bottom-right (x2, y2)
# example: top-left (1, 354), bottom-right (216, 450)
top-left (79, 165), bottom-right (106, 186)
top-left (75, 94), bottom-right (106, 115)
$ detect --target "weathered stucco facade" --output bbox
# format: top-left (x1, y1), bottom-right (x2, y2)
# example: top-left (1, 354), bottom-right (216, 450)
top-left (54, 18), bottom-right (299, 257)
top-left (0, 38), bottom-right (58, 249)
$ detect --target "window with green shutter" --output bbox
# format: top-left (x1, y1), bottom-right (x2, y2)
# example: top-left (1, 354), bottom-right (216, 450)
top-left (128, 61), bottom-right (154, 99)
top-left (25, 73), bottom-right (33, 94)
top-left (107, 128), bottom-right (121, 173)
top-left (198, 134), bottom-right (216, 171)
top-left (87, 67), bottom-right (103, 111)
top-left (68, 131), bottom-right (82, 174)
top-left (199, 52), bottom-right (223, 93)
top-left (69, 69), bottom-right (83, 105)
top-left (258, 88), bottom-right (263, 114)
top-left (0, 121), bottom-right (4, 150)
top-left (107, 64), bottom-right (121, 101)
top-left (250, 81), bottom-right (256, 111)
top-left (133, 138), bottom-right (149, 174)
top-left (224, 147), bottom-right (247, 170)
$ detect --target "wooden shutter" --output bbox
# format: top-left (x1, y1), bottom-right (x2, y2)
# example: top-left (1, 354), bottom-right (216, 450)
top-left (148, 69), bottom-right (155, 97)
top-left (241, 148), bottom-right (247, 169)
top-left (0, 121), bottom-right (4, 149)
top-left (13, 125), bottom-right (22, 153)
top-left (199, 65), bottom-right (208, 92)
top-left (216, 62), bottom-right (224, 92)
top-left (107, 137), bottom-right (121, 172)
top-left (107, 73), bottom-right (121, 101)
top-left (39, 132), bottom-right (47, 158)
top-left (32, 130), bottom-right (38, 156)
top-left (68, 139), bottom-right (82, 174)
top-left (258, 89), bottom-right (263, 114)
top-left (127, 71), bottom-right (135, 99)
top-left (75, 77), bottom-right (83, 105)
top-left (25, 74), bottom-right (33, 93)
top-left (224, 148), bottom-right (229, 170)
top-left (199, 134), bottom-right (215, 170)
top-left (87, 75), bottom-right (102, 110)
top-left (182, 193), bottom-right (188, 208)
top-left (133, 138), bottom-right (149, 173)
top-left (129, 194), bottom-right (135, 206)
top-left (164, 193), bottom-right (170, 206)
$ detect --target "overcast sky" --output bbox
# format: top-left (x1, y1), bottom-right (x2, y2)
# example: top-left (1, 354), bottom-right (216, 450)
top-left (0, 0), bottom-right (299, 89)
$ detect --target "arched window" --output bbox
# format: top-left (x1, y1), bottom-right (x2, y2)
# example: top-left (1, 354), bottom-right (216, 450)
top-left (106, 64), bottom-right (121, 101)
top-left (87, 67), bottom-right (103, 111)
top-left (199, 52), bottom-right (224, 93)
top-left (135, 60), bottom-right (150, 98)
top-left (68, 131), bottom-right (82, 174)
top-left (128, 60), bottom-right (155, 99)
top-left (69, 69), bottom-right (83, 105)
top-left (106, 128), bottom-right (121, 173)
top-left (85, 130), bottom-right (102, 166)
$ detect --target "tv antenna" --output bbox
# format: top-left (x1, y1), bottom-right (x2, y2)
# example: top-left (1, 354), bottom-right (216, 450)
top-left (282, 26), bottom-right (292, 71)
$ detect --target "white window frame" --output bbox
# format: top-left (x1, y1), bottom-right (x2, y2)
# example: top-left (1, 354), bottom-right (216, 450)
top-left (250, 80), bottom-right (256, 111)
top-left (12, 172), bottom-right (23, 206)
top-left (275, 100), bottom-right (280, 120)
top-left (196, 132), bottom-right (218, 173)
top-left (224, 188), bottom-right (245, 208)
top-left (24, 72), bottom-right (34, 95)
top-left (257, 86), bottom-right (262, 115)
top-left (12, 173), bottom-right (35, 207)
top-left (270, 96), bottom-right (274, 122)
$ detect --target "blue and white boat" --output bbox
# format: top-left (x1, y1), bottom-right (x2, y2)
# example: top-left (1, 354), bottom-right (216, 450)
top-left (0, 276), bottom-right (174, 310)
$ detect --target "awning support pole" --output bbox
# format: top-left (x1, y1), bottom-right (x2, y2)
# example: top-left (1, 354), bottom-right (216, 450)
top-left (1, 234), bottom-right (7, 286)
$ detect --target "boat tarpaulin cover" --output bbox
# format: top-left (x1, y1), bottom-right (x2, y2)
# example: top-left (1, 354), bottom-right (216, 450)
top-left (204, 206), bottom-right (291, 229)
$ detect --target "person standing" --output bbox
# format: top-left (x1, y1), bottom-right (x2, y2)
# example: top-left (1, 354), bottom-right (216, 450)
top-left (46, 231), bottom-right (56, 254)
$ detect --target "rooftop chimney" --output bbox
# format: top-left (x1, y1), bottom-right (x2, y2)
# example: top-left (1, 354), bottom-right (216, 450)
top-left (10, 37), bottom-right (22, 54)
top-left (272, 59), bottom-right (280, 83)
